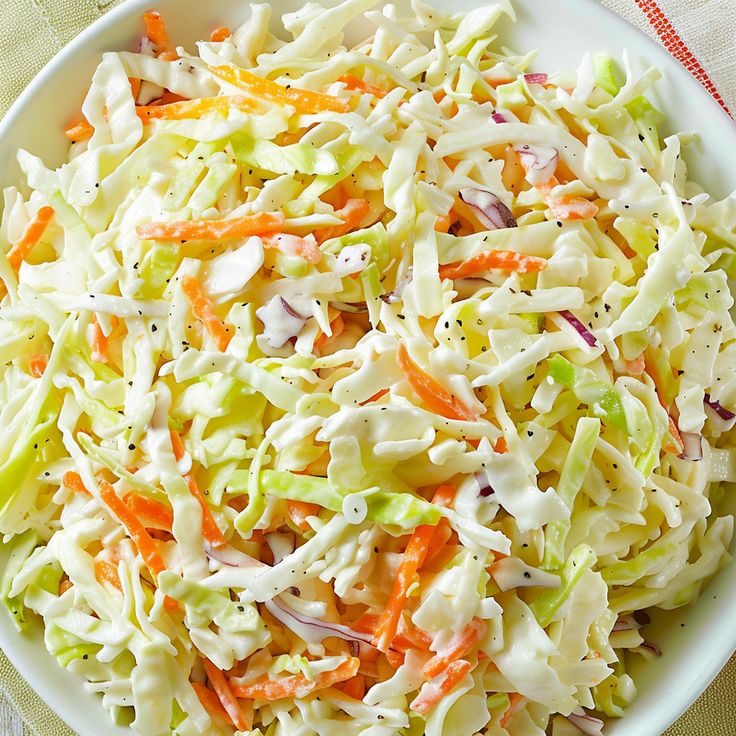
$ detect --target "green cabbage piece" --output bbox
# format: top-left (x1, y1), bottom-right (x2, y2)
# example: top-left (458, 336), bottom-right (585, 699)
top-left (232, 134), bottom-right (339, 176)
top-left (624, 96), bottom-right (664, 157)
top-left (1, 530), bottom-right (38, 630)
top-left (593, 54), bottom-right (622, 97)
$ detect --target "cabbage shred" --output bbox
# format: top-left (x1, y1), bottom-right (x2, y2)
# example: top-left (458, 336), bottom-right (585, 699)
top-left (1, 1), bottom-right (735, 735)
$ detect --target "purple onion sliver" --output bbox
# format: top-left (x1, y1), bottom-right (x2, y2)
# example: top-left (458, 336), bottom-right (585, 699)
top-left (568, 712), bottom-right (605, 736)
top-left (280, 297), bottom-right (304, 320)
top-left (641, 641), bottom-right (662, 657)
top-left (524, 73), bottom-right (548, 85)
top-left (267, 597), bottom-right (374, 646)
top-left (459, 188), bottom-right (517, 230)
top-left (613, 614), bottom-right (642, 632)
top-left (704, 394), bottom-right (736, 421)
top-left (492, 112), bottom-right (508, 124)
top-left (633, 610), bottom-right (651, 626)
top-left (475, 471), bottom-right (495, 498)
top-left (559, 310), bottom-right (599, 347)
top-left (679, 432), bottom-right (703, 462)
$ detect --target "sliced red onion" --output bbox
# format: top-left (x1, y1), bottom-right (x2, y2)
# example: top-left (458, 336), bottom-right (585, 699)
top-left (492, 112), bottom-right (508, 124)
top-left (256, 296), bottom-right (307, 348)
top-left (640, 640), bottom-right (662, 657)
top-left (560, 310), bottom-right (599, 347)
top-left (613, 614), bottom-right (643, 632)
top-left (515, 144), bottom-right (560, 185)
top-left (475, 471), bottom-right (495, 498)
top-left (524, 73), bottom-right (549, 85)
top-left (679, 432), bottom-right (703, 461)
top-left (332, 301), bottom-right (368, 314)
top-left (459, 188), bottom-right (517, 230)
top-left (205, 542), bottom-right (267, 569)
top-left (568, 711), bottom-right (605, 736)
top-left (704, 394), bottom-right (736, 421)
top-left (265, 597), bottom-right (374, 646)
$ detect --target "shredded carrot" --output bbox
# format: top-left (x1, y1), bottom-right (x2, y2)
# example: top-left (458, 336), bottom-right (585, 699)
top-left (171, 430), bottom-right (226, 546)
top-left (98, 480), bottom-right (167, 578)
top-left (439, 250), bottom-right (548, 280)
top-left (314, 315), bottom-right (345, 352)
top-left (136, 95), bottom-right (258, 120)
top-left (210, 26), bottom-right (232, 42)
top-left (159, 50), bottom-right (180, 62)
top-left (339, 75), bottom-right (388, 98)
top-left (531, 175), bottom-right (599, 221)
top-left (374, 522), bottom-right (436, 651)
top-left (137, 212), bottom-right (285, 242)
top-left (95, 559), bottom-right (123, 591)
top-left (65, 96), bottom-right (259, 142)
top-left (90, 316), bottom-right (108, 364)
top-left (625, 354), bottom-right (646, 375)
top-left (410, 660), bottom-right (473, 715)
top-left (29, 353), bottom-right (48, 378)
top-left (360, 388), bottom-right (389, 405)
top-left (192, 682), bottom-right (233, 726)
top-left (397, 343), bottom-right (478, 423)
top-left (180, 276), bottom-right (234, 353)
top-left (261, 233), bottom-right (322, 263)
top-left (665, 414), bottom-right (684, 455)
top-left (63, 471), bottom-right (92, 496)
top-left (420, 519), bottom-right (453, 568)
top-left (210, 65), bottom-right (349, 114)
top-left (499, 692), bottom-right (527, 728)
top-left (230, 657), bottom-right (359, 700)
top-left (129, 77), bottom-right (141, 102)
top-left (125, 493), bottom-right (174, 531)
top-left (434, 213), bottom-right (453, 233)
top-left (423, 617), bottom-right (487, 678)
top-left (340, 674), bottom-right (366, 700)
top-left (392, 618), bottom-right (433, 653)
top-left (143, 10), bottom-right (173, 54)
top-left (287, 499), bottom-right (321, 530)
top-left (59, 577), bottom-right (73, 595)
top-left (385, 649), bottom-right (405, 669)
top-left (493, 435), bottom-right (508, 454)
top-left (315, 198), bottom-right (370, 244)
top-left (432, 484), bottom-right (456, 509)
top-left (203, 659), bottom-right (251, 732)
top-left (5, 206), bottom-right (55, 272)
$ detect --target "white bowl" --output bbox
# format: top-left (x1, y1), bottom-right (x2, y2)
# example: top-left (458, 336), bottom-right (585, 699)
top-left (0, 1), bottom-right (734, 735)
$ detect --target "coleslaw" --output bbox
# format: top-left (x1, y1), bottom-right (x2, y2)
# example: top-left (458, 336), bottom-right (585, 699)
top-left (1, 1), bottom-right (735, 734)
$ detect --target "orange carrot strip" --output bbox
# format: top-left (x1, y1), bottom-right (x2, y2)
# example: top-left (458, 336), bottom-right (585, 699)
top-left (439, 250), bottom-right (547, 280)
top-left (360, 388), bottom-right (389, 405)
top-left (210, 26), bottom-right (232, 42)
top-left (500, 692), bottom-right (527, 728)
top-left (150, 91), bottom-right (189, 106)
top-left (171, 430), bottom-right (226, 546)
top-left (420, 519), bottom-right (453, 568)
top-left (314, 315), bottom-right (345, 352)
top-left (531, 174), bottom-right (598, 221)
top-left (340, 674), bottom-right (366, 700)
top-left (210, 65), bottom-right (349, 114)
top-left (64, 119), bottom-right (95, 142)
top-left (385, 649), bottom-right (405, 669)
top-left (95, 559), bottom-right (123, 592)
top-left (493, 435), bottom-right (508, 454)
top-left (129, 77), bottom-right (142, 101)
top-left (136, 95), bottom-right (257, 120)
top-left (143, 10), bottom-right (172, 53)
top-left (397, 343), bottom-right (478, 422)
top-left (98, 479), bottom-right (167, 579)
top-left (203, 659), bottom-right (251, 732)
top-left (91, 317), bottom-right (108, 364)
top-left (137, 211), bottom-right (285, 242)
top-left (29, 354), bottom-right (48, 378)
top-left (625, 354), bottom-right (646, 376)
top-left (423, 617), bottom-right (487, 679)
top-left (261, 233), bottom-right (321, 263)
top-left (230, 657), bottom-right (359, 700)
top-left (374, 523), bottom-right (436, 651)
top-left (432, 484), bottom-right (456, 509)
top-left (339, 75), bottom-right (388, 98)
top-left (410, 660), bottom-right (473, 715)
top-left (192, 682), bottom-right (234, 726)
top-left (59, 577), bottom-right (73, 595)
top-left (434, 213), bottom-right (453, 233)
top-left (287, 499), bottom-right (321, 530)
top-left (180, 276), bottom-right (234, 353)
top-left (665, 414), bottom-right (684, 455)
top-left (316, 198), bottom-right (370, 244)
top-left (63, 471), bottom-right (92, 497)
top-left (6, 206), bottom-right (55, 272)
top-left (125, 493), bottom-right (174, 531)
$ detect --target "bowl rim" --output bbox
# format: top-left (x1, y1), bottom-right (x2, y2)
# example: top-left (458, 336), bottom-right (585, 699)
top-left (0, 1), bottom-right (735, 735)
